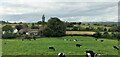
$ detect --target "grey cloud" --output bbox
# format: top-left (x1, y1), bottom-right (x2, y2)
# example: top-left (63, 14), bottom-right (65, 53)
top-left (1, 2), bottom-right (118, 22)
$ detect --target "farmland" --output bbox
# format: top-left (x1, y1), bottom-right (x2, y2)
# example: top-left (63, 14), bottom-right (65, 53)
top-left (66, 31), bottom-right (96, 35)
top-left (2, 36), bottom-right (118, 56)
top-left (1, 21), bottom-right (120, 57)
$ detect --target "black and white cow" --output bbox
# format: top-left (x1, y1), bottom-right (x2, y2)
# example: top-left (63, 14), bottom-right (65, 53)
top-left (58, 53), bottom-right (66, 57)
top-left (86, 50), bottom-right (95, 57)
top-left (113, 46), bottom-right (119, 50)
top-left (86, 50), bottom-right (101, 57)
top-left (76, 44), bottom-right (82, 47)
top-left (73, 39), bottom-right (77, 42)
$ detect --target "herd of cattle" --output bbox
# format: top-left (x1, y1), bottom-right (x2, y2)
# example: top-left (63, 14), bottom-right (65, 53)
top-left (8, 37), bottom-right (119, 57)
top-left (48, 38), bottom-right (119, 57)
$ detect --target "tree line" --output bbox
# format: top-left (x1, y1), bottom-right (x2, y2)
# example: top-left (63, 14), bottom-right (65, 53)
top-left (2, 17), bottom-right (120, 39)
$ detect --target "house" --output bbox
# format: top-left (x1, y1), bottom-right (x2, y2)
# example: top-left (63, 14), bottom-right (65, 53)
top-left (19, 28), bottom-right (39, 36)
top-left (28, 29), bottom-right (39, 35)
top-left (19, 28), bottom-right (43, 36)
top-left (13, 29), bottom-right (18, 33)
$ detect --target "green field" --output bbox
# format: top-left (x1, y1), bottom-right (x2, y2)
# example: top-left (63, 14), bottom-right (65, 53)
top-left (2, 36), bottom-right (119, 56)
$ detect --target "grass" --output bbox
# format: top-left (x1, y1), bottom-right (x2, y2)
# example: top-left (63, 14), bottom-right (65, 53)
top-left (2, 36), bottom-right (119, 56)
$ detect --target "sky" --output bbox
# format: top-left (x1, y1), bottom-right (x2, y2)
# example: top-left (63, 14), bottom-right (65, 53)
top-left (0, 0), bottom-right (119, 23)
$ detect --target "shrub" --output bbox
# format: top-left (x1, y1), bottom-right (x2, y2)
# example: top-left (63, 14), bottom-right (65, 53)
top-left (2, 33), bottom-right (17, 39)
top-left (93, 31), bottom-right (101, 38)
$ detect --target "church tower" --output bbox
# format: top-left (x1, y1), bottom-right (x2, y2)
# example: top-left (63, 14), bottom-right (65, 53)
top-left (42, 14), bottom-right (45, 22)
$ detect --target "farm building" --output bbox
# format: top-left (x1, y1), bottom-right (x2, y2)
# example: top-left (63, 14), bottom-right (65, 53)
top-left (19, 28), bottom-right (43, 36)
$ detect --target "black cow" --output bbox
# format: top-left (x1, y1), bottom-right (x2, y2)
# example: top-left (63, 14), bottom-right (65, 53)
top-left (113, 46), bottom-right (119, 50)
top-left (100, 40), bottom-right (104, 42)
top-left (86, 50), bottom-right (95, 57)
top-left (76, 44), bottom-right (82, 47)
top-left (4, 42), bottom-right (6, 44)
top-left (49, 47), bottom-right (55, 51)
top-left (95, 38), bottom-right (98, 41)
top-left (69, 39), bottom-right (72, 41)
top-left (58, 53), bottom-right (66, 57)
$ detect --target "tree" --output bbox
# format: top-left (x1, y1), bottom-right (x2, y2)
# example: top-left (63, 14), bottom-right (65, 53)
top-left (2, 33), bottom-right (17, 39)
top-left (78, 22), bottom-right (81, 25)
top-left (93, 31), bottom-right (101, 38)
top-left (111, 32), bottom-right (116, 38)
top-left (73, 26), bottom-right (79, 31)
top-left (102, 31), bottom-right (110, 38)
top-left (15, 25), bottom-right (24, 31)
top-left (109, 26), bottom-right (118, 32)
top-left (19, 22), bottom-right (23, 24)
top-left (97, 27), bottom-right (104, 31)
top-left (37, 21), bottom-right (43, 24)
top-left (115, 32), bottom-right (120, 41)
top-left (104, 28), bottom-right (107, 31)
top-left (47, 17), bottom-right (66, 37)
top-left (23, 24), bottom-right (28, 28)
top-left (31, 23), bottom-right (39, 29)
top-left (85, 26), bottom-right (94, 31)
top-left (2, 25), bottom-right (13, 32)
top-left (65, 22), bottom-right (73, 27)
top-left (42, 27), bottom-right (54, 37)
top-left (117, 26), bottom-right (120, 32)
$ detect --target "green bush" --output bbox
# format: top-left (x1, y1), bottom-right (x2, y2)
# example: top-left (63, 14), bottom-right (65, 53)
top-left (93, 31), bottom-right (101, 38)
top-left (43, 18), bottom-right (66, 37)
top-left (2, 25), bottom-right (13, 32)
top-left (102, 31), bottom-right (111, 38)
top-left (2, 33), bottom-right (17, 39)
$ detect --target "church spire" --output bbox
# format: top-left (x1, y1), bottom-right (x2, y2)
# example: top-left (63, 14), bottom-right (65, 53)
top-left (42, 14), bottom-right (45, 22)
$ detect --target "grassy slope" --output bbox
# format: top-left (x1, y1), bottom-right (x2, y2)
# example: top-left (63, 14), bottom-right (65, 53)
top-left (2, 36), bottom-right (118, 55)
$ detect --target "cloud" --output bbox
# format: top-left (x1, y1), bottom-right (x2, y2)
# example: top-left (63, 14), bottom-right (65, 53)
top-left (0, 0), bottom-right (118, 22)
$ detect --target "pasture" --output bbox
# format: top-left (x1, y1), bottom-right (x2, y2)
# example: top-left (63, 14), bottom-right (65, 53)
top-left (2, 36), bottom-right (119, 56)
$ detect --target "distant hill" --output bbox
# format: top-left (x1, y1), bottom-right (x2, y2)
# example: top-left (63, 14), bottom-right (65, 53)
top-left (81, 22), bottom-right (119, 26)
top-left (0, 21), bottom-right (10, 24)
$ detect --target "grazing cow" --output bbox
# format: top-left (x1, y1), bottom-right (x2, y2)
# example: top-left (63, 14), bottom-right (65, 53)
top-left (95, 38), bottom-right (98, 41)
top-left (69, 39), bottom-right (72, 41)
top-left (100, 40), bottom-right (104, 42)
top-left (113, 46), bottom-right (119, 50)
top-left (4, 42), bottom-right (6, 44)
top-left (86, 50), bottom-right (95, 57)
top-left (76, 44), bottom-right (82, 47)
top-left (64, 39), bottom-right (67, 41)
top-left (49, 47), bottom-right (55, 51)
top-left (74, 39), bottom-right (77, 42)
top-left (58, 53), bottom-right (66, 57)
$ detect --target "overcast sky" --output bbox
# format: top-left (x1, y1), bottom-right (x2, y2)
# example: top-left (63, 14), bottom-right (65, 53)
top-left (0, 0), bottom-right (119, 23)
